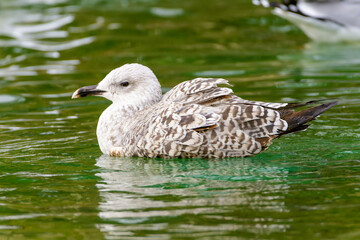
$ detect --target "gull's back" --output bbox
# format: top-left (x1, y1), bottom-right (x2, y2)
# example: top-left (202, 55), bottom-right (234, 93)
top-left (115, 77), bottom-right (335, 158)
top-left (254, 0), bottom-right (360, 42)
top-left (290, 0), bottom-right (360, 27)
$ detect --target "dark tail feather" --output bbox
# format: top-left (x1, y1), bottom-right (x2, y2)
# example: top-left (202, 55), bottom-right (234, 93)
top-left (284, 99), bottom-right (337, 110)
top-left (252, 0), bottom-right (293, 9)
top-left (281, 101), bottom-right (337, 135)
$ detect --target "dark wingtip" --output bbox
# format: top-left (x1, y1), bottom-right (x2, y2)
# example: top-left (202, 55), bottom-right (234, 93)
top-left (280, 100), bottom-right (337, 136)
top-left (314, 101), bottom-right (338, 117)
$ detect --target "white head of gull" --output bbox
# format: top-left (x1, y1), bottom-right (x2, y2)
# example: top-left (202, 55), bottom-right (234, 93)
top-left (72, 63), bottom-right (337, 158)
top-left (95, 63), bottom-right (162, 108)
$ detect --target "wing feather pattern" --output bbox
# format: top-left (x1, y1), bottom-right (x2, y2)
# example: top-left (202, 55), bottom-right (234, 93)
top-left (125, 78), bottom-right (335, 158)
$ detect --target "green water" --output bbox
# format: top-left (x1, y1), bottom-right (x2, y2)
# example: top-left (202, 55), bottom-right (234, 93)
top-left (1, 0), bottom-right (360, 239)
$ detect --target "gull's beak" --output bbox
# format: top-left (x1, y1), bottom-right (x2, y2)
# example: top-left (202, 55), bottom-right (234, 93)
top-left (72, 85), bottom-right (106, 99)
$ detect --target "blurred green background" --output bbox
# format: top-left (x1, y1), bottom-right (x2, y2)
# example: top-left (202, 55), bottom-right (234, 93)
top-left (0, 0), bottom-right (360, 239)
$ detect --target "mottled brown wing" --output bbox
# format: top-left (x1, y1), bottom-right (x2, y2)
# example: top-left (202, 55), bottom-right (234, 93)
top-left (133, 102), bottom-right (214, 158)
top-left (162, 78), bottom-right (233, 104)
top-left (163, 77), bottom-right (289, 108)
top-left (131, 78), bottom-right (289, 158)
top-left (196, 102), bottom-right (288, 158)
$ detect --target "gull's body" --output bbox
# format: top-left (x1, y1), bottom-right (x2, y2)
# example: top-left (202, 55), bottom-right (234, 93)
top-left (254, 0), bottom-right (360, 42)
top-left (72, 63), bottom-right (336, 158)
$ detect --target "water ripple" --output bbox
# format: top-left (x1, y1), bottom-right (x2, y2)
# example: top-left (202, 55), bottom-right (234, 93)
top-left (0, 1), bottom-right (95, 79)
top-left (0, 36), bottom-right (95, 52)
top-left (0, 94), bottom-right (25, 104)
top-left (1, 15), bottom-right (74, 38)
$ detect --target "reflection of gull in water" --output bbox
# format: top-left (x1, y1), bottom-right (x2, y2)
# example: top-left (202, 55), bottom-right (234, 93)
top-left (95, 155), bottom-right (290, 238)
top-left (280, 42), bottom-right (360, 73)
top-left (276, 43), bottom-right (360, 100)
top-left (254, 0), bottom-right (360, 42)
top-left (72, 63), bottom-right (336, 158)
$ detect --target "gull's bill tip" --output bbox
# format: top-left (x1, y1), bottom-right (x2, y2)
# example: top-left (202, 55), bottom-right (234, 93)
top-left (72, 88), bottom-right (81, 99)
top-left (71, 85), bottom-right (106, 99)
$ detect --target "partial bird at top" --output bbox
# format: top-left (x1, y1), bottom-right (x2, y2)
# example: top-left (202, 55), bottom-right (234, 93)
top-left (72, 63), bottom-right (337, 159)
top-left (253, 0), bottom-right (360, 42)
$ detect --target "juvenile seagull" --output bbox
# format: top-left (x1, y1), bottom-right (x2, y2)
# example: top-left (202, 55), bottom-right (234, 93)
top-left (253, 0), bottom-right (360, 42)
top-left (72, 63), bottom-right (336, 158)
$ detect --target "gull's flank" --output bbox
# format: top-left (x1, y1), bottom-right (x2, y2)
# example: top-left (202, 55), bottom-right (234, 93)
top-left (253, 0), bottom-right (360, 42)
top-left (72, 63), bottom-right (337, 158)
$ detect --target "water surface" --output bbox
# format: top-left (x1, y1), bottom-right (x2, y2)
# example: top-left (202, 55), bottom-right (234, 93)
top-left (1, 0), bottom-right (360, 239)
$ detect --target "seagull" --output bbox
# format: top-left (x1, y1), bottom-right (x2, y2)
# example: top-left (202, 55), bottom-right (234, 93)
top-left (72, 63), bottom-right (337, 158)
top-left (253, 0), bottom-right (360, 42)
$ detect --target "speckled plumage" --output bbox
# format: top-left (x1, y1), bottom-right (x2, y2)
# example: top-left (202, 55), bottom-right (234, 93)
top-left (72, 63), bottom-right (336, 158)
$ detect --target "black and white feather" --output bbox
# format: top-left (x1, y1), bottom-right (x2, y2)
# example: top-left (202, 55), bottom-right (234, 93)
top-left (254, 0), bottom-right (360, 42)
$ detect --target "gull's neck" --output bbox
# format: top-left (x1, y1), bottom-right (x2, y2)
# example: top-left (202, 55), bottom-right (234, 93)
top-left (112, 95), bottom-right (163, 115)
top-left (96, 93), bottom-right (162, 155)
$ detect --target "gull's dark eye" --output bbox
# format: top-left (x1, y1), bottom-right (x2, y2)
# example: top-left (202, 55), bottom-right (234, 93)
top-left (120, 81), bottom-right (129, 87)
